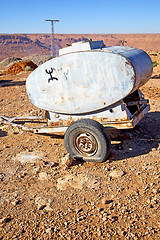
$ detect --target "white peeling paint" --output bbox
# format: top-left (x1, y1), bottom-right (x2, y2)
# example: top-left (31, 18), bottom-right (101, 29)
top-left (26, 41), bottom-right (152, 115)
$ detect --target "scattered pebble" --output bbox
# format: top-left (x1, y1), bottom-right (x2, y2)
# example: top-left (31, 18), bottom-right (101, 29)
top-left (38, 172), bottom-right (49, 181)
top-left (44, 161), bottom-right (57, 167)
top-left (101, 198), bottom-right (113, 205)
top-left (35, 197), bottom-right (47, 210)
top-left (108, 169), bottom-right (125, 178)
top-left (11, 199), bottom-right (21, 206)
top-left (61, 153), bottom-right (73, 167)
top-left (0, 217), bottom-right (12, 224)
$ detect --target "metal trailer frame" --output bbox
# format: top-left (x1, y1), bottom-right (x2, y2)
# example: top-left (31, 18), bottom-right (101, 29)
top-left (0, 89), bottom-right (150, 134)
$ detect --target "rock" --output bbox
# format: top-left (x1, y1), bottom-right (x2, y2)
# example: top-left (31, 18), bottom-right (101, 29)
top-left (109, 169), bottom-right (125, 178)
top-left (57, 173), bottom-right (101, 190)
top-left (152, 188), bottom-right (159, 194)
top-left (101, 198), bottom-right (113, 205)
top-left (35, 197), bottom-right (47, 210)
top-left (44, 161), bottom-right (57, 167)
top-left (22, 55), bottom-right (51, 66)
top-left (0, 57), bottom-right (22, 67)
top-left (38, 172), bottom-right (49, 181)
top-left (35, 197), bottom-right (54, 211)
top-left (76, 208), bottom-right (83, 214)
top-left (11, 199), bottom-right (21, 206)
top-left (45, 203), bottom-right (54, 211)
top-left (107, 215), bottom-right (118, 222)
top-left (104, 167), bottom-right (110, 171)
top-left (0, 173), bottom-right (5, 181)
top-left (13, 127), bottom-right (21, 134)
top-left (0, 217), bottom-right (12, 224)
top-left (102, 216), bottom-right (108, 221)
top-left (46, 228), bottom-right (53, 234)
top-left (14, 151), bottom-right (45, 164)
top-left (33, 167), bottom-right (40, 174)
top-left (61, 153), bottom-right (73, 167)
top-left (64, 221), bottom-right (68, 226)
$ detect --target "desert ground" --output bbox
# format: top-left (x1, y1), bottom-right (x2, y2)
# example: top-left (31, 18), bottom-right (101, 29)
top-left (0, 34), bottom-right (160, 239)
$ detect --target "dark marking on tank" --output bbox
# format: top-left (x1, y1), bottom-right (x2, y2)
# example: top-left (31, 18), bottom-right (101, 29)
top-left (45, 68), bottom-right (58, 82)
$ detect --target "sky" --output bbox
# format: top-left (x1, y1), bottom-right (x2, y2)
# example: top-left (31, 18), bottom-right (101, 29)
top-left (0, 0), bottom-right (160, 34)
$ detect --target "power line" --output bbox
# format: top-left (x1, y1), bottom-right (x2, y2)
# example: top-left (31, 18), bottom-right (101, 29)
top-left (45, 19), bottom-right (60, 58)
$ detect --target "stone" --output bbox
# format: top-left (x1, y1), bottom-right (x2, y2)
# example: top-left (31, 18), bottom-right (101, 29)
top-left (45, 203), bottom-right (54, 211)
top-left (14, 151), bottom-right (45, 164)
top-left (0, 217), bottom-right (12, 224)
top-left (0, 173), bottom-right (5, 181)
top-left (57, 173), bottom-right (101, 190)
top-left (35, 197), bottom-right (47, 210)
top-left (46, 228), bottom-right (53, 234)
top-left (101, 198), bottom-right (113, 205)
top-left (152, 188), bottom-right (159, 194)
top-left (33, 167), bottom-right (40, 174)
top-left (102, 216), bottom-right (107, 221)
top-left (11, 199), bottom-right (21, 206)
top-left (38, 172), bottom-right (49, 181)
top-left (35, 197), bottom-right (54, 211)
top-left (61, 153), bottom-right (73, 167)
top-left (109, 169), bottom-right (125, 178)
top-left (44, 161), bottom-right (57, 167)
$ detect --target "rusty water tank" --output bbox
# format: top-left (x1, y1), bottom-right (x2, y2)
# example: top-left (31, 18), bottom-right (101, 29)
top-left (26, 40), bottom-right (153, 114)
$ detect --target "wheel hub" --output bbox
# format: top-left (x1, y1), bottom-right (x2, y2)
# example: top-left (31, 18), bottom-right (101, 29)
top-left (74, 133), bottom-right (97, 156)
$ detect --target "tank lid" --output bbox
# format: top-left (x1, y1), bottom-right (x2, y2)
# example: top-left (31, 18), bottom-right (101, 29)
top-left (59, 40), bottom-right (104, 56)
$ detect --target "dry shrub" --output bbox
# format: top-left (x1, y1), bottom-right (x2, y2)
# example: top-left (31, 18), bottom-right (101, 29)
top-left (5, 61), bottom-right (37, 74)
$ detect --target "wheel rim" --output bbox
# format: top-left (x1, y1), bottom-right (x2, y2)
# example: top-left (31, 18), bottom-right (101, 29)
top-left (74, 132), bottom-right (98, 156)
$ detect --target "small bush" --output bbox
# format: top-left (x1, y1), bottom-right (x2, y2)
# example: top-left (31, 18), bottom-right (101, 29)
top-left (152, 61), bottom-right (158, 67)
top-left (24, 66), bottom-right (32, 71)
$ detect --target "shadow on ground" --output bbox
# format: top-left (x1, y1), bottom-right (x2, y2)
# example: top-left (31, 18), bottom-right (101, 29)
top-left (36, 111), bottom-right (160, 163)
top-left (111, 111), bottom-right (160, 161)
top-left (0, 129), bottom-right (7, 137)
top-left (151, 74), bottom-right (160, 79)
top-left (0, 80), bottom-right (26, 87)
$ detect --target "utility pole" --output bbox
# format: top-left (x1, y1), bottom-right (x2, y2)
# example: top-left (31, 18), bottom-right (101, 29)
top-left (45, 19), bottom-right (59, 58)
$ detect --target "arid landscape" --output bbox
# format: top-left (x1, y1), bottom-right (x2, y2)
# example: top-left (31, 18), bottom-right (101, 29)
top-left (0, 34), bottom-right (160, 239)
top-left (1, 33), bottom-right (160, 61)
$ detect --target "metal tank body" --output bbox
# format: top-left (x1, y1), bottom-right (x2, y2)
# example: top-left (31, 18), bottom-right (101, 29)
top-left (26, 40), bottom-right (152, 115)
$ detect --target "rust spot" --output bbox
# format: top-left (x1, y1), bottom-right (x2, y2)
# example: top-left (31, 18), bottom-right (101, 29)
top-left (46, 106), bottom-right (148, 130)
top-left (48, 117), bottom-right (76, 127)
top-left (61, 97), bottom-right (65, 103)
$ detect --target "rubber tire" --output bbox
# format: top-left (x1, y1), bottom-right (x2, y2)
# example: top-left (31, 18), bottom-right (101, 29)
top-left (64, 119), bottom-right (111, 162)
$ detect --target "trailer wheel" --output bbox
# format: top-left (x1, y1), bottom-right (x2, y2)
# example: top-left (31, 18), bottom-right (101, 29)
top-left (64, 119), bottom-right (111, 162)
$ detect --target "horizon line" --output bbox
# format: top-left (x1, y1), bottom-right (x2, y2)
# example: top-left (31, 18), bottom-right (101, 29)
top-left (0, 32), bottom-right (160, 35)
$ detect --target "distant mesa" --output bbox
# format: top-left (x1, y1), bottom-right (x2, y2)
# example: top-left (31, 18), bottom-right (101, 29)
top-left (0, 34), bottom-right (33, 45)
top-left (0, 33), bottom-right (160, 62)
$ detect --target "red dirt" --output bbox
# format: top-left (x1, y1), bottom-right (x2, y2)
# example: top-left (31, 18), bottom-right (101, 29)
top-left (4, 61), bottom-right (37, 74)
